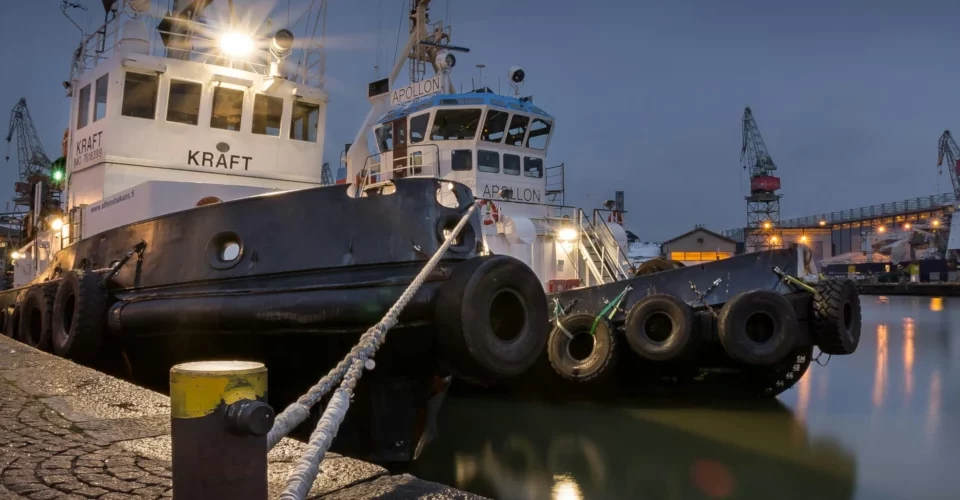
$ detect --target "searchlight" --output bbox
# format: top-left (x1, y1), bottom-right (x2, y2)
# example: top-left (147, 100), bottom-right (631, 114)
top-left (220, 32), bottom-right (255, 58)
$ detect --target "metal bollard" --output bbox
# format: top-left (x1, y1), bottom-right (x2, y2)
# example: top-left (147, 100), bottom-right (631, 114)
top-left (170, 361), bottom-right (274, 500)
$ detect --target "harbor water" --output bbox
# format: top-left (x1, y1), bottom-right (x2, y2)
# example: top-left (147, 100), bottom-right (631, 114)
top-left (411, 295), bottom-right (960, 500)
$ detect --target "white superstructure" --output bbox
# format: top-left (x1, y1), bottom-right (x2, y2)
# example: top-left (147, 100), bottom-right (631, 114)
top-left (12, 0), bottom-right (329, 287)
top-left (343, 0), bottom-right (633, 292)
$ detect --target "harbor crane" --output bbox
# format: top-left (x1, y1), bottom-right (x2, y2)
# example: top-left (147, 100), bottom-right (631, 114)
top-left (741, 106), bottom-right (783, 251)
top-left (5, 98), bottom-right (62, 245)
top-left (937, 130), bottom-right (960, 198)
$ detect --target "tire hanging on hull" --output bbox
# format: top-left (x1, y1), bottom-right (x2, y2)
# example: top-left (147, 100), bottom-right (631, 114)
top-left (623, 293), bottom-right (695, 361)
top-left (813, 279), bottom-right (861, 355)
top-left (546, 313), bottom-right (617, 382)
top-left (19, 283), bottom-right (58, 352)
top-left (718, 290), bottom-right (798, 366)
top-left (52, 270), bottom-right (108, 361)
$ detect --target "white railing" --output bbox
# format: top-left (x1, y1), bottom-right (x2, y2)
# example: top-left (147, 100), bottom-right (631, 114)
top-left (70, 5), bottom-right (324, 87)
top-left (356, 145), bottom-right (441, 194)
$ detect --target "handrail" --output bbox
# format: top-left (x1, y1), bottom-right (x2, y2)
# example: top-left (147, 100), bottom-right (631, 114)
top-left (592, 209), bottom-right (636, 275)
top-left (576, 209), bottom-right (629, 284)
top-left (356, 144), bottom-right (442, 194)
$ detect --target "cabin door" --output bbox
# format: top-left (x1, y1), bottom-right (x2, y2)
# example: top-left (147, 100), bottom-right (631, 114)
top-left (391, 118), bottom-right (408, 178)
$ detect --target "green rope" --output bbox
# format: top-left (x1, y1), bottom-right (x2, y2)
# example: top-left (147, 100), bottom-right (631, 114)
top-left (590, 285), bottom-right (632, 336)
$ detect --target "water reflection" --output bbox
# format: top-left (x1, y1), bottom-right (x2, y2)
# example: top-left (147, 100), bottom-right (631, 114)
top-left (413, 296), bottom-right (960, 499)
top-left (414, 397), bottom-right (857, 500)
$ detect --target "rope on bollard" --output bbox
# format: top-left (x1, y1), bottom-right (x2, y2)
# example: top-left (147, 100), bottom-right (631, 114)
top-left (272, 201), bottom-right (478, 500)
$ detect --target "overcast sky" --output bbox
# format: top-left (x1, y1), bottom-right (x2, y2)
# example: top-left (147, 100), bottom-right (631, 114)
top-left (1, 0), bottom-right (959, 240)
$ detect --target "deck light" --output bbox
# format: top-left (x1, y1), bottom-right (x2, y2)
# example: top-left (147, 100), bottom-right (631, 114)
top-left (558, 228), bottom-right (578, 242)
top-left (10, 251), bottom-right (20, 260)
top-left (49, 217), bottom-right (64, 231)
top-left (220, 32), bottom-right (255, 58)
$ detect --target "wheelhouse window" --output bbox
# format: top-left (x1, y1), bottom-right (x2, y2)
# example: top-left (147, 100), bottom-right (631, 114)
top-left (506, 114), bottom-right (529, 146)
top-left (451, 150), bottom-right (472, 171)
top-left (409, 113), bottom-right (429, 143)
top-left (94, 75), bottom-right (108, 121)
top-left (210, 86), bottom-right (244, 131)
top-left (121, 72), bottom-right (159, 119)
top-left (478, 150), bottom-right (499, 173)
top-left (481, 110), bottom-right (508, 143)
top-left (524, 156), bottom-right (543, 178)
top-left (166, 80), bottom-right (201, 125)
top-left (253, 94), bottom-right (283, 136)
top-left (77, 84), bottom-right (90, 129)
top-left (290, 101), bottom-right (320, 142)
top-left (430, 109), bottom-right (482, 140)
top-left (376, 124), bottom-right (393, 152)
top-left (503, 154), bottom-right (520, 175)
top-left (526, 119), bottom-right (552, 149)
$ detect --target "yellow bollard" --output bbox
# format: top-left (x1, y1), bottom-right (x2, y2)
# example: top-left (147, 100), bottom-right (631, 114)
top-left (170, 361), bottom-right (273, 500)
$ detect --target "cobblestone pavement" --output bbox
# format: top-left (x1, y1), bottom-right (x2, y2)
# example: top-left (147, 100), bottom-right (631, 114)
top-left (0, 336), bottom-right (482, 499)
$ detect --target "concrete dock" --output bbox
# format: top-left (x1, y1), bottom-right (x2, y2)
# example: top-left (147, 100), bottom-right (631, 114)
top-left (0, 335), bottom-right (481, 499)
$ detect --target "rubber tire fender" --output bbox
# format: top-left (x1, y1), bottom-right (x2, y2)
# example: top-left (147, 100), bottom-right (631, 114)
top-left (19, 283), bottom-right (58, 352)
top-left (0, 307), bottom-right (9, 337)
top-left (623, 293), bottom-right (695, 361)
top-left (813, 279), bottom-right (861, 355)
top-left (52, 269), bottom-right (108, 361)
top-left (435, 255), bottom-right (548, 384)
top-left (5, 306), bottom-right (20, 341)
top-left (718, 290), bottom-right (799, 366)
top-left (634, 258), bottom-right (684, 277)
top-left (546, 313), bottom-right (617, 382)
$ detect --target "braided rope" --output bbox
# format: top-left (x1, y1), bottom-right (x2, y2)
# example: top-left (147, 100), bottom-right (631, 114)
top-left (272, 202), bottom-right (478, 499)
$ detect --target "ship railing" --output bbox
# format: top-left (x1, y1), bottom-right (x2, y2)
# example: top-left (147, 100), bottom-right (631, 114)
top-left (356, 145), bottom-right (441, 194)
top-left (545, 163), bottom-right (565, 205)
top-left (574, 209), bottom-right (630, 285)
top-left (70, 4), bottom-right (324, 87)
top-left (591, 209), bottom-right (636, 276)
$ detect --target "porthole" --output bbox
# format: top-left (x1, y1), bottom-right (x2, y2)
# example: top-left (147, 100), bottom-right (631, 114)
top-left (206, 231), bottom-right (244, 270)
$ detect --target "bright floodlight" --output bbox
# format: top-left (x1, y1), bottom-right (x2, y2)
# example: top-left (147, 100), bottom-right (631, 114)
top-left (558, 228), bottom-right (578, 242)
top-left (221, 32), bottom-right (255, 57)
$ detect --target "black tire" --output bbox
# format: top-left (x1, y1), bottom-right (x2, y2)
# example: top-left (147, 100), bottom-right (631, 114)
top-left (19, 283), bottom-right (58, 351)
top-left (718, 290), bottom-right (799, 366)
top-left (5, 306), bottom-right (20, 341)
top-left (546, 313), bottom-right (617, 382)
top-left (52, 270), bottom-right (107, 361)
top-left (623, 294), bottom-right (695, 361)
top-left (634, 258), bottom-right (684, 277)
top-left (0, 307), bottom-right (9, 337)
top-left (813, 279), bottom-right (861, 355)
top-left (435, 255), bottom-right (548, 384)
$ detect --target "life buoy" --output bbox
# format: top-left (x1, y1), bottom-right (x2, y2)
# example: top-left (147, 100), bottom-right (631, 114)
top-left (607, 211), bottom-right (623, 225)
top-left (479, 199), bottom-right (500, 226)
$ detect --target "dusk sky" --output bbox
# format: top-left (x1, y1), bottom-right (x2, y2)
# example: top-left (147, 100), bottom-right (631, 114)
top-left (1, 0), bottom-right (959, 240)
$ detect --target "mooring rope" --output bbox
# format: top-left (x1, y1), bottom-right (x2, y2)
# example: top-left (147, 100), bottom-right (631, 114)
top-left (275, 201), bottom-right (477, 500)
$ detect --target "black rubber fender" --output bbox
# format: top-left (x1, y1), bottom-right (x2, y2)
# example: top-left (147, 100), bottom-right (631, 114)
top-left (813, 279), bottom-right (861, 355)
top-left (623, 294), bottom-right (695, 361)
top-left (546, 313), bottom-right (617, 382)
top-left (52, 269), bottom-right (108, 361)
top-left (634, 258), bottom-right (684, 277)
top-left (718, 290), bottom-right (799, 366)
top-left (0, 307), bottom-right (8, 337)
top-left (19, 283), bottom-right (58, 352)
top-left (435, 255), bottom-right (548, 384)
top-left (5, 306), bottom-right (20, 341)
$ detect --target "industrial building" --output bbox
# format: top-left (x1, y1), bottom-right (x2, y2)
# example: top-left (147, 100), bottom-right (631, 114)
top-left (661, 226), bottom-right (736, 266)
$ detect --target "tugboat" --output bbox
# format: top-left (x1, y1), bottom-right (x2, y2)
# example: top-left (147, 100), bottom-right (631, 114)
top-left (341, 1), bottom-right (864, 398)
top-left (0, 0), bottom-right (548, 462)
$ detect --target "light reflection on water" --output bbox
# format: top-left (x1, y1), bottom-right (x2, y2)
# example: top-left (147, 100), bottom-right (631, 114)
top-left (412, 296), bottom-right (960, 500)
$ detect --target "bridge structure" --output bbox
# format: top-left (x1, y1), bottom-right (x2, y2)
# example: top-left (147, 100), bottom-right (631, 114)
top-left (722, 192), bottom-right (959, 261)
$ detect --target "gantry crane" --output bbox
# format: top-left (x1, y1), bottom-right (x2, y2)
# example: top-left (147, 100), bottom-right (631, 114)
top-left (741, 106), bottom-right (783, 251)
top-left (937, 130), bottom-right (960, 198)
top-left (5, 98), bottom-right (63, 244)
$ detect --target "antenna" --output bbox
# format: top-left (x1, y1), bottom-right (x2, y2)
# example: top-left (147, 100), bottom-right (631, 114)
top-left (60, 0), bottom-right (88, 40)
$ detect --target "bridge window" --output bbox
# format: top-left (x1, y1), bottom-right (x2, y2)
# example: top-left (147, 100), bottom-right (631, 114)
top-left (506, 115), bottom-right (529, 146)
top-left (121, 72), bottom-right (159, 119)
top-left (503, 154), bottom-right (520, 175)
top-left (94, 75), bottom-right (108, 121)
top-left (409, 113), bottom-right (429, 143)
top-left (252, 94), bottom-right (283, 136)
top-left (524, 157), bottom-right (543, 178)
top-left (478, 150), bottom-right (499, 173)
top-left (526, 119), bottom-right (551, 149)
top-left (166, 80), bottom-right (201, 125)
top-left (290, 101), bottom-right (320, 142)
top-left (452, 150), bottom-right (473, 171)
top-left (431, 109), bottom-right (482, 140)
top-left (376, 124), bottom-right (393, 152)
top-left (481, 110), bottom-right (508, 143)
top-left (211, 87), bottom-right (243, 131)
top-left (77, 84), bottom-right (90, 129)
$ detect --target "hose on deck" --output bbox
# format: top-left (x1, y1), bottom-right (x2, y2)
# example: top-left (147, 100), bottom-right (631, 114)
top-left (274, 202), bottom-right (478, 500)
